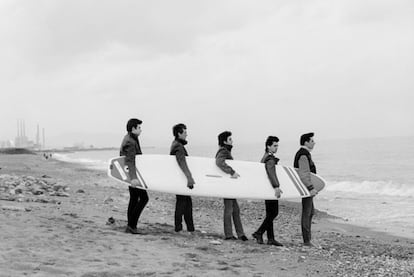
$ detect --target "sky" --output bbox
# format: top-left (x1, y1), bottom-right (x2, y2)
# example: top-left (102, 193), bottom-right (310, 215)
top-left (1, 0), bottom-right (413, 148)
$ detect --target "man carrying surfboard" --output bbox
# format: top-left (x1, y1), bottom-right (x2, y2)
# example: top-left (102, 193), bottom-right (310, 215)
top-left (170, 123), bottom-right (195, 233)
top-left (294, 132), bottom-right (318, 247)
top-left (120, 118), bottom-right (149, 234)
top-left (215, 131), bottom-right (248, 241)
top-left (252, 136), bottom-right (284, 246)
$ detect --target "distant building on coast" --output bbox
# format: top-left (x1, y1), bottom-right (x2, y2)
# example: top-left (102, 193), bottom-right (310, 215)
top-left (14, 119), bottom-right (32, 148)
top-left (0, 140), bottom-right (14, 148)
top-left (2, 119), bottom-right (46, 150)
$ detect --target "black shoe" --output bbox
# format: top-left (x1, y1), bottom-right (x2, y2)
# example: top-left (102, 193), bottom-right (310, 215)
top-left (303, 241), bottom-right (316, 247)
top-left (239, 235), bottom-right (248, 241)
top-left (125, 226), bottom-right (140, 234)
top-left (225, 236), bottom-right (237, 240)
top-left (267, 239), bottom-right (283, 246)
top-left (252, 232), bottom-right (264, 244)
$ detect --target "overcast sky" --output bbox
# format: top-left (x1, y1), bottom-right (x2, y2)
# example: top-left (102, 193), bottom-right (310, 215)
top-left (1, 0), bottom-right (413, 148)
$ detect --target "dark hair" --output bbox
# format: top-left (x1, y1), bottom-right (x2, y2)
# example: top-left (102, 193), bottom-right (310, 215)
top-left (300, 132), bottom-right (314, 145)
top-left (173, 123), bottom-right (187, 138)
top-left (265, 136), bottom-right (279, 151)
top-left (218, 131), bottom-right (232, 146)
top-left (126, 118), bottom-right (142, 132)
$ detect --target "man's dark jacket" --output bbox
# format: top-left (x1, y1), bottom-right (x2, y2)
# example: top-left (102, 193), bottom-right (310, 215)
top-left (119, 133), bottom-right (142, 180)
top-left (261, 152), bottom-right (280, 188)
top-left (294, 147), bottom-right (316, 190)
top-left (170, 138), bottom-right (193, 181)
top-left (215, 145), bottom-right (235, 175)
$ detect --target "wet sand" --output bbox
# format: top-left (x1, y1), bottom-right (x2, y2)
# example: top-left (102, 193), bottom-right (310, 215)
top-left (0, 154), bottom-right (413, 276)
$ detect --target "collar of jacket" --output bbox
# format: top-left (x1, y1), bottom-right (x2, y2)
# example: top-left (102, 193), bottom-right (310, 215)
top-left (301, 146), bottom-right (312, 153)
top-left (266, 152), bottom-right (280, 163)
top-left (128, 132), bottom-right (139, 142)
top-left (222, 144), bottom-right (233, 152)
top-left (175, 138), bottom-right (188, 145)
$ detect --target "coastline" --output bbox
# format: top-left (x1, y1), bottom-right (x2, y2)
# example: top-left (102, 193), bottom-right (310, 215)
top-left (0, 154), bottom-right (413, 276)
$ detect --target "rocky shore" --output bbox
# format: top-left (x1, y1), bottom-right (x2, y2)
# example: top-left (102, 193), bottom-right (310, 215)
top-left (0, 154), bottom-right (413, 276)
top-left (0, 174), bottom-right (70, 202)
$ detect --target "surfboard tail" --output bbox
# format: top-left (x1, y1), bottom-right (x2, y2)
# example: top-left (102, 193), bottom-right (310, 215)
top-left (108, 158), bottom-right (148, 189)
top-left (282, 166), bottom-right (311, 197)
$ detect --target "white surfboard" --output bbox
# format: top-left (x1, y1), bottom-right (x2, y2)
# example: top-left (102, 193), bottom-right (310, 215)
top-left (108, 154), bottom-right (325, 200)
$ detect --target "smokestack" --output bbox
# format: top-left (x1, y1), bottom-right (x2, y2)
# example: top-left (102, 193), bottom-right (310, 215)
top-left (17, 120), bottom-right (20, 137)
top-left (23, 120), bottom-right (25, 137)
top-left (20, 120), bottom-right (23, 138)
top-left (20, 120), bottom-right (23, 140)
top-left (42, 128), bottom-right (45, 149)
top-left (36, 124), bottom-right (40, 145)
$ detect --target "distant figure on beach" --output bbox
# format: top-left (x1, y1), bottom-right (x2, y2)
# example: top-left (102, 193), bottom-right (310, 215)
top-left (215, 131), bottom-right (248, 241)
top-left (252, 136), bottom-right (283, 246)
top-left (170, 123), bottom-right (195, 233)
top-left (294, 132), bottom-right (318, 247)
top-left (120, 118), bottom-right (149, 234)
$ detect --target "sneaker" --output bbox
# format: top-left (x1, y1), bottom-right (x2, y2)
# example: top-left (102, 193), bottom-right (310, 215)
top-left (225, 236), bottom-right (237, 240)
top-left (252, 232), bottom-right (264, 244)
top-left (239, 235), bottom-right (248, 241)
top-left (267, 239), bottom-right (283, 246)
top-left (125, 226), bottom-right (140, 234)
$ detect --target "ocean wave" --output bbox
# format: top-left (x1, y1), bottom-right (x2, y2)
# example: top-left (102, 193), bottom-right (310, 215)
top-left (53, 153), bottom-right (107, 170)
top-left (326, 180), bottom-right (414, 197)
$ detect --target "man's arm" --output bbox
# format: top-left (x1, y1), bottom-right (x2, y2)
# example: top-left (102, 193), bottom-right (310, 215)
top-left (265, 158), bottom-right (282, 198)
top-left (215, 151), bottom-right (236, 175)
top-left (124, 140), bottom-right (138, 180)
top-left (174, 146), bottom-right (195, 188)
top-left (265, 159), bottom-right (280, 188)
top-left (298, 155), bottom-right (314, 191)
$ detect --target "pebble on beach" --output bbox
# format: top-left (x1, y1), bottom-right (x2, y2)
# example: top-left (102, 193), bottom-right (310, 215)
top-left (0, 174), bottom-right (69, 203)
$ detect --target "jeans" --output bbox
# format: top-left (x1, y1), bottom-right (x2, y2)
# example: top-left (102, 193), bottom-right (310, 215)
top-left (255, 200), bottom-right (279, 240)
top-left (175, 195), bottom-right (194, 232)
top-left (223, 198), bottom-right (245, 238)
top-left (301, 196), bottom-right (314, 243)
top-left (127, 187), bottom-right (149, 229)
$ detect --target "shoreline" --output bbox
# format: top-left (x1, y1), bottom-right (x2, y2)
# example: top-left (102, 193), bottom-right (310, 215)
top-left (1, 154), bottom-right (413, 276)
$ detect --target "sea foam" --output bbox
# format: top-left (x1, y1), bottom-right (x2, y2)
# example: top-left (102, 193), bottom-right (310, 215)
top-left (326, 180), bottom-right (414, 197)
top-left (53, 153), bottom-right (108, 170)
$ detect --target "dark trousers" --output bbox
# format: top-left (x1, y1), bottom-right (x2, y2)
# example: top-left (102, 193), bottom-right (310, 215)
top-left (127, 187), bottom-right (149, 229)
top-left (223, 198), bottom-right (245, 238)
top-left (175, 195), bottom-right (194, 232)
top-left (255, 200), bottom-right (279, 240)
top-left (301, 196), bottom-right (314, 243)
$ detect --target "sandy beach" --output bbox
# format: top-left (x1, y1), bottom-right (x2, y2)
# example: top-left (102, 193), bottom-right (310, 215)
top-left (0, 154), bottom-right (413, 277)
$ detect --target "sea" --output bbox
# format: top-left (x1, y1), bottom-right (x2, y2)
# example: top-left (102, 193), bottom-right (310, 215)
top-left (53, 136), bottom-right (414, 239)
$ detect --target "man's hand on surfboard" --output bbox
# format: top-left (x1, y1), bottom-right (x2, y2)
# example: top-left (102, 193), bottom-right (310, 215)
top-left (309, 188), bottom-right (318, 196)
top-left (231, 172), bottom-right (240, 179)
top-left (274, 187), bottom-right (283, 198)
top-left (130, 179), bottom-right (142, 188)
top-left (187, 177), bottom-right (195, 189)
